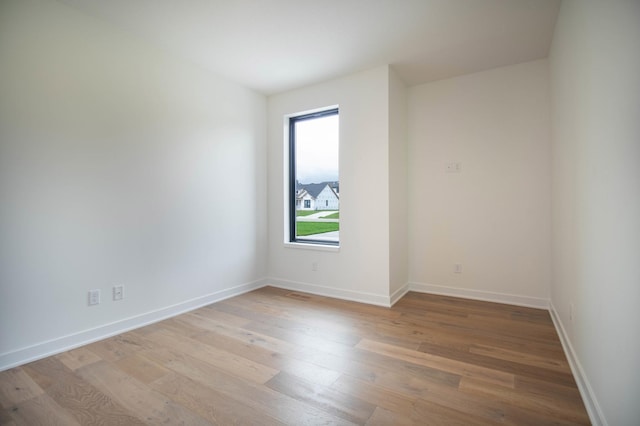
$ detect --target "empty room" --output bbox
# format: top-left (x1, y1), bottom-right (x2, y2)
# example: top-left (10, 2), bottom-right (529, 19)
top-left (0, 0), bottom-right (638, 425)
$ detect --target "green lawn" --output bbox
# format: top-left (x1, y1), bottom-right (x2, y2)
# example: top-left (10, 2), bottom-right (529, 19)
top-left (296, 221), bottom-right (339, 236)
top-left (296, 210), bottom-right (340, 218)
top-left (321, 212), bottom-right (339, 219)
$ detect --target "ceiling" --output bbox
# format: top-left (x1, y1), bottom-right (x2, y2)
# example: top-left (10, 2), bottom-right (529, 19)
top-left (57, 0), bottom-right (560, 95)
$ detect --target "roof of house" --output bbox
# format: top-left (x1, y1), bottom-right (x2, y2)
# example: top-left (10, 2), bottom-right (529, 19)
top-left (297, 181), bottom-right (339, 199)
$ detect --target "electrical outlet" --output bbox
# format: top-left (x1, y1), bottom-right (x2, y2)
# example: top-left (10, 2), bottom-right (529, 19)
top-left (312, 262), bottom-right (318, 272)
top-left (88, 289), bottom-right (100, 306)
top-left (113, 285), bottom-right (124, 301)
top-left (454, 263), bottom-right (462, 273)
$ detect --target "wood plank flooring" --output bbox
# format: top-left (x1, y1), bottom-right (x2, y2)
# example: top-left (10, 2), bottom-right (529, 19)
top-left (0, 287), bottom-right (590, 425)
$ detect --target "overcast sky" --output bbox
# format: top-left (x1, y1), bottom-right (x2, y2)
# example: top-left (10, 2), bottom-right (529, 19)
top-left (295, 114), bottom-right (339, 184)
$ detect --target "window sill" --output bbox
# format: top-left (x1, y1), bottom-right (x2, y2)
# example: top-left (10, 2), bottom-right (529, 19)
top-left (284, 242), bottom-right (340, 252)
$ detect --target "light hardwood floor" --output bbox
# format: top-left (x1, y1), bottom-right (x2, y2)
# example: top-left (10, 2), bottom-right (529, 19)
top-left (0, 287), bottom-right (590, 425)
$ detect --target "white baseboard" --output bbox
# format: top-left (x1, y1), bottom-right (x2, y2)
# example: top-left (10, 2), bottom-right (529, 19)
top-left (267, 278), bottom-right (393, 307)
top-left (0, 279), bottom-right (268, 372)
top-left (548, 301), bottom-right (606, 426)
top-left (408, 282), bottom-right (549, 309)
top-left (390, 283), bottom-right (409, 306)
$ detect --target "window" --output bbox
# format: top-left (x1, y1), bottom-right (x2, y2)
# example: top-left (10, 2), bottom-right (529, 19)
top-left (288, 107), bottom-right (339, 245)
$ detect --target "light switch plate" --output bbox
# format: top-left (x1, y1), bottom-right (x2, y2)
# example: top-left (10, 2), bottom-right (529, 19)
top-left (446, 162), bottom-right (462, 173)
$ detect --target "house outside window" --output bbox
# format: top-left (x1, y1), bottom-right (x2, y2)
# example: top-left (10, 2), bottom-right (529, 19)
top-left (288, 107), bottom-right (339, 245)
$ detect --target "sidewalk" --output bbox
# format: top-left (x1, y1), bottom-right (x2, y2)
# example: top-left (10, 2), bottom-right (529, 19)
top-left (302, 231), bottom-right (339, 241)
top-left (296, 211), bottom-right (339, 222)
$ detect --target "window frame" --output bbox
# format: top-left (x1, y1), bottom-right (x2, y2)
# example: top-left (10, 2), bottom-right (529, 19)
top-left (288, 107), bottom-right (339, 247)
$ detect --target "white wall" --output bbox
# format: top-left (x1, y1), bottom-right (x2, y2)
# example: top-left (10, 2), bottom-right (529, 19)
top-left (407, 60), bottom-right (551, 307)
top-left (549, 1), bottom-right (640, 424)
top-left (267, 67), bottom-right (392, 304)
top-left (0, 0), bottom-right (267, 369)
top-left (388, 68), bottom-right (409, 300)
